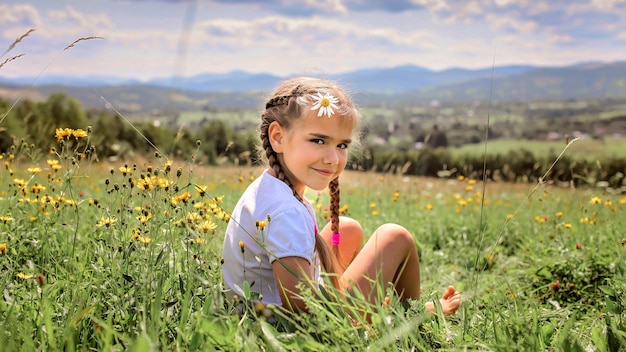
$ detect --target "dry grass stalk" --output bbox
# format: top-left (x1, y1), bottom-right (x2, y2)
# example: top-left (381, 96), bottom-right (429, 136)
top-left (64, 36), bottom-right (104, 50)
top-left (0, 54), bottom-right (26, 71)
top-left (1, 28), bottom-right (35, 58)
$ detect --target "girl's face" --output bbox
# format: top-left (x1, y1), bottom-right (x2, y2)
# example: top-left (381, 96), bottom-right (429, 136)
top-left (269, 110), bottom-right (354, 196)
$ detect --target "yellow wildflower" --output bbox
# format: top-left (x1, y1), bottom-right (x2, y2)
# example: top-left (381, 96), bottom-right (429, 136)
top-left (136, 178), bottom-right (153, 191)
top-left (96, 216), bottom-right (117, 227)
top-left (16, 272), bottom-right (33, 280)
top-left (199, 220), bottom-right (217, 233)
top-left (72, 129), bottom-right (88, 138)
top-left (13, 178), bottom-right (26, 187)
top-left (131, 228), bottom-right (142, 241)
top-left (156, 177), bottom-right (169, 188)
top-left (425, 204), bottom-right (434, 210)
top-left (579, 217), bottom-right (596, 225)
top-left (27, 167), bottom-right (42, 174)
top-left (0, 243), bottom-right (7, 253)
top-left (46, 159), bottom-right (62, 171)
top-left (55, 128), bottom-right (73, 141)
top-left (555, 211), bottom-right (563, 218)
top-left (171, 192), bottom-right (192, 205)
top-left (589, 196), bottom-right (602, 204)
top-left (137, 212), bottom-right (153, 224)
top-left (119, 165), bottom-right (132, 175)
top-left (339, 204), bottom-right (349, 214)
top-left (1, 215), bottom-right (13, 223)
top-left (195, 185), bottom-right (208, 197)
top-left (185, 212), bottom-right (203, 223)
top-left (196, 237), bottom-right (207, 245)
top-left (30, 184), bottom-right (46, 193)
top-left (137, 236), bottom-right (152, 244)
top-left (215, 210), bottom-right (230, 222)
top-left (255, 219), bottom-right (269, 231)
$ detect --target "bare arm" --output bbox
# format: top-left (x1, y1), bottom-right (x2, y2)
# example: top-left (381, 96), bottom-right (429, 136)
top-left (272, 256), bottom-right (314, 312)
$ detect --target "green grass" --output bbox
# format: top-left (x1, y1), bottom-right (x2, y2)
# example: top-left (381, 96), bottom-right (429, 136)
top-left (450, 136), bottom-right (626, 160)
top-left (0, 132), bottom-right (625, 351)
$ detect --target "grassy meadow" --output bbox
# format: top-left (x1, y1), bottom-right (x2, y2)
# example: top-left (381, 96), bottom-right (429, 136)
top-left (450, 137), bottom-right (626, 161)
top-left (1, 130), bottom-right (625, 351)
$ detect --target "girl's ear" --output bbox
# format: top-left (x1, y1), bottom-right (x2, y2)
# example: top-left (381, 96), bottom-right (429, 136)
top-left (268, 121), bottom-right (285, 153)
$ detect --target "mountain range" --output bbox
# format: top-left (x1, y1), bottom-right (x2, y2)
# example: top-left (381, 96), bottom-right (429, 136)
top-left (1, 61), bottom-right (625, 111)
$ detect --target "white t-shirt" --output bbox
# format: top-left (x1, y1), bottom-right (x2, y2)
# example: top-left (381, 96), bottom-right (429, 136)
top-left (222, 170), bottom-right (320, 306)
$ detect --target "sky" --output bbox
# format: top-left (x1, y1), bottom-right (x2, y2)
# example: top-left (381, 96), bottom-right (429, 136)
top-left (1, 0), bottom-right (626, 81)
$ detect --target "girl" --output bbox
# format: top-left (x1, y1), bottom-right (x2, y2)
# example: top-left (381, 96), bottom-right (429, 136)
top-left (222, 76), bottom-right (461, 316)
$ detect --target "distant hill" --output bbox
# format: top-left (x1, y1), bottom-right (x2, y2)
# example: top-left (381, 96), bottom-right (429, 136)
top-left (1, 61), bottom-right (625, 111)
top-left (394, 61), bottom-right (626, 103)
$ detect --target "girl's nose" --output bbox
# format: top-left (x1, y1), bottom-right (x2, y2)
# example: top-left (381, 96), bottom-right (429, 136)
top-left (323, 147), bottom-right (339, 165)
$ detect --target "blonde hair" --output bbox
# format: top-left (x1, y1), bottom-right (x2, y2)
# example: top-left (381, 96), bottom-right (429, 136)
top-left (259, 76), bottom-right (360, 288)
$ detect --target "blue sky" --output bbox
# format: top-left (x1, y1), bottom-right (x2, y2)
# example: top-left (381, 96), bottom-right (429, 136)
top-left (1, 0), bottom-right (625, 81)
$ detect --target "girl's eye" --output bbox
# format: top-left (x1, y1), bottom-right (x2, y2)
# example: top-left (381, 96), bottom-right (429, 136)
top-left (338, 143), bottom-right (348, 150)
top-left (312, 139), bottom-right (324, 145)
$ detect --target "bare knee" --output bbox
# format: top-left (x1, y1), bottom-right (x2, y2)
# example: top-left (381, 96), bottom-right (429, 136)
top-left (338, 216), bottom-right (363, 239)
top-left (320, 216), bottom-right (363, 245)
top-left (373, 223), bottom-right (415, 247)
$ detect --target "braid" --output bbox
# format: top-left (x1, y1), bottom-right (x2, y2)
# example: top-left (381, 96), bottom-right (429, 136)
top-left (329, 177), bottom-right (340, 234)
top-left (265, 94), bottom-right (296, 109)
top-left (328, 177), bottom-right (342, 262)
top-left (260, 113), bottom-right (302, 202)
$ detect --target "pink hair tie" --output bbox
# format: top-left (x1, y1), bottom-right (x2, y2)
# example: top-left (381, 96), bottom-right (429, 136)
top-left (331, 232), bottom-right (340, 246)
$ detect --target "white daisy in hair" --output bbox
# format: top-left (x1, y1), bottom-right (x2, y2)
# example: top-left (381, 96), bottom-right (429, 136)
top-left (310, 92), bottom-right (339, 117)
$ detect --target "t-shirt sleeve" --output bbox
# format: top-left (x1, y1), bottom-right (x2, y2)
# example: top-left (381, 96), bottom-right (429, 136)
top-left (263, 206), bottom-right (316, 264)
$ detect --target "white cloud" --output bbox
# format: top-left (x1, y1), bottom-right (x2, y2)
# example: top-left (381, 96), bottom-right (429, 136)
top-left (1, 0), bottom-right (625, 79)
top-left (0, 4), bottom-right (42, 28)
top-left (300, 0), bottom-right (348, 13)
top-left (47, 6), bottom-right (112, 29)
top-left (590, 0), bottom-right (626, 9)
top-left (486, 13), bottom-right (537, 34)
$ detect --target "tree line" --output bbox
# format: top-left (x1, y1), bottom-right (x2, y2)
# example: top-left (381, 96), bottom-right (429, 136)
top-left (1, 93), bottom-right (624, 189)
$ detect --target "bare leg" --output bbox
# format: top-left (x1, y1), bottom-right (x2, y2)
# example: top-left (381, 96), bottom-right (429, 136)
top-left (322, 219), bottom-right (461, 316)
top-left (340, 223), bottom-right (421, 303)
top-left (319, 216), bottom-right (364, 272)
